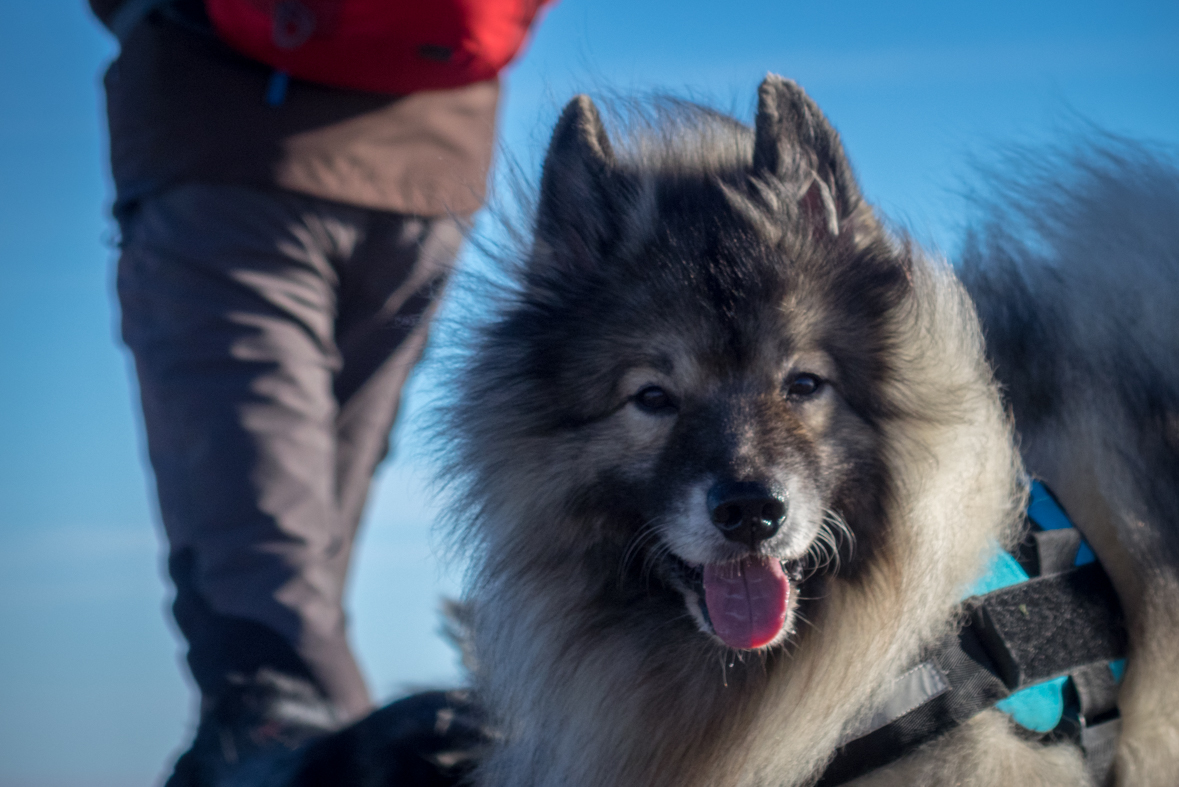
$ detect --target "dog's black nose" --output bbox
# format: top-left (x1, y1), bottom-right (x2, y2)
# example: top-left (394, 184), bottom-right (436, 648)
top-left (707, 481), bottom-right (786, 548)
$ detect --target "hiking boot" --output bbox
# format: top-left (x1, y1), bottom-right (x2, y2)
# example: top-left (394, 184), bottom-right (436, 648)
top-left (164, 668), bottom-right (343, 787)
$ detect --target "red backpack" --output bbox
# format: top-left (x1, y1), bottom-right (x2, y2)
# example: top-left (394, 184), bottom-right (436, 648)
top-left (203, 0), bottom-right (551, 95)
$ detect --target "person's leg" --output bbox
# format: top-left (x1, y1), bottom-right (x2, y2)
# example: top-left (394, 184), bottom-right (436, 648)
top-left (118, 183), bottom-right (375, 719)
top-left (119, 184), bottom-right (466, 785)
top-left (288, 213), bottom-right (478, 787)
top-left (326, 212), bottom-right (464, 584)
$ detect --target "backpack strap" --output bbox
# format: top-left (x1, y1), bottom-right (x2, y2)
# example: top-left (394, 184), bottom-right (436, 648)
top-left (107, 0), bottom-right (174, 42)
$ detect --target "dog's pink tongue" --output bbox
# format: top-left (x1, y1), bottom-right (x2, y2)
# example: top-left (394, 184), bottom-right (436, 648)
top-left (703, 557), bottom-right (790, 650)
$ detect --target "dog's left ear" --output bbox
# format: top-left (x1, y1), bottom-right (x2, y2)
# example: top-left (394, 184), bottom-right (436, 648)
top-left (535, 95), bottom-right (623, 269)
top-left (752, 75), bottom-right (879, 243)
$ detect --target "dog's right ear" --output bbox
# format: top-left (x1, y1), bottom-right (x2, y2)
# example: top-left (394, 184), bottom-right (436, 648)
top-left (536, 95), bottom-right (621, 268)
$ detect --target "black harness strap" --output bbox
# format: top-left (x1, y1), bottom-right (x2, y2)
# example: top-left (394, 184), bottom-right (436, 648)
top-left (816, 625), bottom-right (1010, 786)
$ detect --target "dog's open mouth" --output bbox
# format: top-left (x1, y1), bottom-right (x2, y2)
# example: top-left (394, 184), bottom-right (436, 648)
top-left (671, 555), bottom-right (800, 650)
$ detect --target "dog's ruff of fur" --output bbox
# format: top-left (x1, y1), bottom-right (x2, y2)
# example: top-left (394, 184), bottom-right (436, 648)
top-left (438, 76), bottom-right (1179, 786)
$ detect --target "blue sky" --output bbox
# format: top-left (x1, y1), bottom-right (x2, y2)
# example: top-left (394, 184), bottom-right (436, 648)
top-left (0, 1), bottom-right (1176, 785)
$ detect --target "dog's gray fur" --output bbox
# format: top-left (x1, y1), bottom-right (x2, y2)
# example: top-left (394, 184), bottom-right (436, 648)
top-left (439, 76), bottom-right (1179, 786)
top-left (960, 137), bottom-right (1179, 786)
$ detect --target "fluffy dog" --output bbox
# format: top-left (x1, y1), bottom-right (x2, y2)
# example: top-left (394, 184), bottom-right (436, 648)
top-left (439, 75), bottom-right (1179, 786)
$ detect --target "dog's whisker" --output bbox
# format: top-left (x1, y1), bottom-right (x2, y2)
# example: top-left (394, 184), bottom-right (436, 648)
top-left (621, 521), bottom-right (662, 573)
top-left (802, 509), bottom-right (853, 578)
top-left (620, 519), bottom-right (670, 588)
top-left (640, 540), bottom-right (676, 588)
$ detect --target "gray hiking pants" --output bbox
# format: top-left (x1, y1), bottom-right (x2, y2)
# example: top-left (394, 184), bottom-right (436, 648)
top-left (117, 184), bottom-right (462, 721)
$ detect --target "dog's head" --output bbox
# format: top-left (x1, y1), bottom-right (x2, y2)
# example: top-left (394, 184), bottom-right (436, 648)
top-left (457, 76), bottom-right (916, 653)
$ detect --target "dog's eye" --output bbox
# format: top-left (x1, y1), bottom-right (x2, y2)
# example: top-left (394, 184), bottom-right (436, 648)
top-left (634, 385), bottom-right (676, 413)
top-left (786, 373), bottom-right (823, 398)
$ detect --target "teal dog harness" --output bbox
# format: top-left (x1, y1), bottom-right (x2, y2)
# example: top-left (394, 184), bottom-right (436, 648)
top-left (974, 482), bottom-right (1124, 733)
top-left (818, 481), bottom-right (1127, 786)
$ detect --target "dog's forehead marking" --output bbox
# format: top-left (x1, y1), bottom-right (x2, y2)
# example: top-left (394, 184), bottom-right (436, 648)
top-left (614, 338), bottom-right (705, 392)
top-left (785, 349), bottom-right (837, 380)
top-left (776, 280), bottom-right (844, 355)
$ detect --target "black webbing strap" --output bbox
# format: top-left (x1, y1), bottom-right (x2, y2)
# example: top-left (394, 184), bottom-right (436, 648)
top-left (1055, 662), bottom-right (1124, 782)
top-left (815, 625), bottom-right (1008, 786)
top-left (816, 563), bottom-right (1127, 786)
